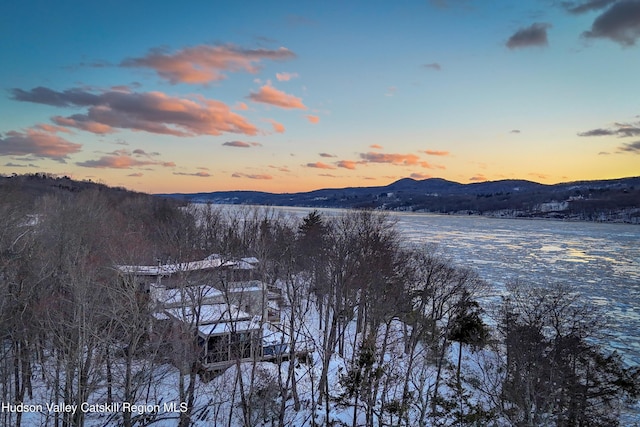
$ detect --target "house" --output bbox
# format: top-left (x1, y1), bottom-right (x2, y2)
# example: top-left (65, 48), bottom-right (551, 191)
top-left (117, 254), bottom-right (283, 371)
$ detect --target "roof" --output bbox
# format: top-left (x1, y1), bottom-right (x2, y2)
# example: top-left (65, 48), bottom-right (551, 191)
top-left (163, 303), bottom-right (253, 325)
top-left (116, 254), bottom-right (259, 276)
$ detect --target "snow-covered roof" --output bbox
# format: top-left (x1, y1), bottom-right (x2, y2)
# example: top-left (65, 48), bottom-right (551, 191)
top-left (198, 318), bottom-right (261, 335)
top-left (154, 284), bottom-right (223, 307)
top-left (116, 254), bottom-right (259, 276)
top-left (163, 303), bottom-right (253, 326)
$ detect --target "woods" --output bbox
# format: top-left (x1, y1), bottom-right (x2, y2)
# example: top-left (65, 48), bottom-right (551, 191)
top-left (0, 180), bottom-right (638, 426)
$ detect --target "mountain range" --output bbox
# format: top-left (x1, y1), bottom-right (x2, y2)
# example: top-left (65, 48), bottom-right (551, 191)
top-left (160, 176), bottom-right (640, 223)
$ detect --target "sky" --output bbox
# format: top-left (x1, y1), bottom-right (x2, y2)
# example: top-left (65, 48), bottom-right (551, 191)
top-left (1, 0), bottom-right (639, 194)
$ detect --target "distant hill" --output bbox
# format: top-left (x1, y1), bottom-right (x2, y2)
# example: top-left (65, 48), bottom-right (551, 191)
top-left (160, 176), bottom-right (640, 223)
top-left (0, 173), bottom-right (185, 209)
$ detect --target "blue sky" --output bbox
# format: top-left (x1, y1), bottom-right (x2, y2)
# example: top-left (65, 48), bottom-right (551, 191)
top-left (1, 0), bottom-right (639, 193)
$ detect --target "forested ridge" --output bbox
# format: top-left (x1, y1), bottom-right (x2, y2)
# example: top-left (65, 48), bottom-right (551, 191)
top-left (1, 175), bottom-right (639, 426)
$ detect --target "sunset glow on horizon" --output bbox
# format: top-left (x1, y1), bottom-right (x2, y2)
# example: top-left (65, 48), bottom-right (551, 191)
top-left (1, 1), bottom-right (639, 194)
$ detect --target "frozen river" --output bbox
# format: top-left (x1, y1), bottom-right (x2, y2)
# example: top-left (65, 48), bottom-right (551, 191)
top-left (271, 207), bottom-right (640, 366)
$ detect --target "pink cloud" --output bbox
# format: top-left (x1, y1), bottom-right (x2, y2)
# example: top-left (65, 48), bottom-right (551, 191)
top-left (370, 144), bottom-right (383, 149)
top-left (306, 162), bottom-right (335, 169)
top-left (121, 44), bottom-right (296, 84)
top-left (248, 84), bottom-right (306, 109)
top-left (276, 72), bottom-right (299, 81)
top-left (306, 115), bottom-right (320, 124)
top-left (0, 128), bottom-right (82, 162)
top-left (13, 87), bottom-right (258, 137)
top-left (234, 102), bottom-right (249, 110)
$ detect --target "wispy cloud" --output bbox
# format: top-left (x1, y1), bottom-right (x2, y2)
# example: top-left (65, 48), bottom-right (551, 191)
top-left (306, 115), bottom-right (320, 124)
top-left (319, 153), bottom-right (336, 158)
top-left (583, 1), bottom-right (640, 46)
top-left (276, 72), bottom-right (299, 81)
top-left (248, 84), bottom-right (306, 109)
top-left (267, 119), bottom-right (286, 133)
top-left (423, 62), bottom-right (442, 71)
top-left (231, 172), bottom-right (273, 179)
top-left (0, 128), bottom-right (81, 162)
top-left (506, 23), bottom-right (552, 49)
top-left (173, 171), bottom-right (211, 177)
top-left (234, 102), bottom-right (249, 111)
top-left (76, 149), bottom-right (175, 169)
top-left (370, 144), bottom-right (383, 149)
top-left (127, 172), bottom-right (144, 177)
top-left (121, 44), bottom-right (295, 84)
top-left (410, 172), bottom-right (432, 179)
top-left (562, 0), bottom-right (616, 15)
top-left (528, 172), bottom-right (549, 180)
top-left (12, 87), bottom-right (258, 136)
top-left (268, 165), bottom-right (291, 172)
top-left (306, 162), bottom-right (336, 169)
top-left (578, 121), bottom-right (640, 137)
top-left (223, 140), bottom-right (262, 148)
top-left (619, 140), bottom-right (640, 153)
top-left (423, 150), bottom-right (450, 156)
top-left (360, 152), bottom-right (421, 165)
top-left (469, 174), bottom-right (488, 182)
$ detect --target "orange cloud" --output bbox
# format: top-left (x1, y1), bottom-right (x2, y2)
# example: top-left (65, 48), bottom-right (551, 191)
top-left (248, 84), bottom-right (306, 109)
top-left (306, 115), bottom-right (320, 124)
top-left (424, 150), bottom-right (449, 156)
top-left (234, 102), bottom-right (249, 110)
top-left (370, 144), bottom-right (383, 149)
top-left (336, 160), bottom-right (359, 170)
top-left (469, 174), bottom-right (487, 182)
top-left (0, 128), bottom-right (82, 162)
top-left (121, 44), bottom-right (296, 84)
top-left (306, 162), bottom-right (335, 169)
top-left (276, 72), bottom-right (299, 81)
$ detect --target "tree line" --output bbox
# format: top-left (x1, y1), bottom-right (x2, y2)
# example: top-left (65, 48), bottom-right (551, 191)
top-left (0, 183), bottom-right (638, 426)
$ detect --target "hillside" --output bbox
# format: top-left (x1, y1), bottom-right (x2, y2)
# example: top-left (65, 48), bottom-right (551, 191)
top-left (160, 176), bottom-right (640, 223)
